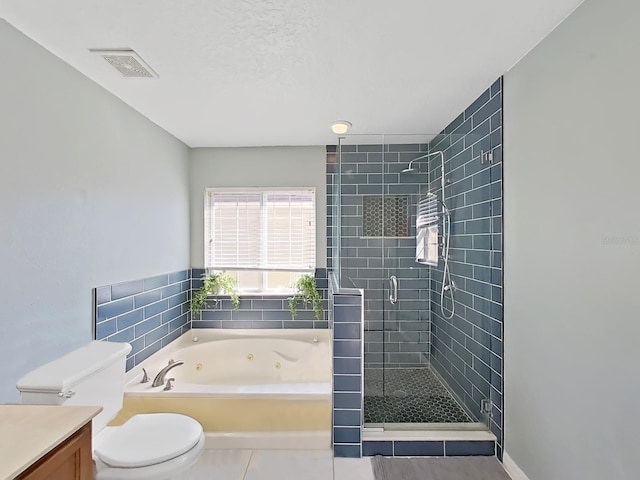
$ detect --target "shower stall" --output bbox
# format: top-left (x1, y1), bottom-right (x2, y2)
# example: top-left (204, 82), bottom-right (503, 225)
top-left (328, 133), bottom-right (503, 434)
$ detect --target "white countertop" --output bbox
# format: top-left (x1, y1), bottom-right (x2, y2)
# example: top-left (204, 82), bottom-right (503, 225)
top-left (0, 405), bottom-right (102, 479)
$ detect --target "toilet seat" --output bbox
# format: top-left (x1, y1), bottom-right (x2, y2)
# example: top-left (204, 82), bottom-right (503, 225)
top-left (95, 413), bottom-right (203, 468)
top-left (94, 431), bottom-right (205, 480)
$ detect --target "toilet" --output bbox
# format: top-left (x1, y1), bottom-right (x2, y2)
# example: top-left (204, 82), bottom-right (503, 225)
top-left (16, 341), bottom-right (205, 480)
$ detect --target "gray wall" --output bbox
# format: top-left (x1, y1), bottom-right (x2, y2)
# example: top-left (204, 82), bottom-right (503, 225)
top-left (189, 146), bottom-right (327, 268)
top-left (504, 0), bottom-right (640, 478)
top-left (0, 20), bottom-right (190, 402)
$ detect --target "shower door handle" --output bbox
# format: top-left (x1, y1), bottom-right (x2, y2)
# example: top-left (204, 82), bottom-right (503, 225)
top-left (389, 276), bottom-right (398, 305)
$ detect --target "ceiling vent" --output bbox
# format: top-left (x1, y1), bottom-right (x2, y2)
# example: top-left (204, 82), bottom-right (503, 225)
top-left (89, 48), bottom-right (158, 78)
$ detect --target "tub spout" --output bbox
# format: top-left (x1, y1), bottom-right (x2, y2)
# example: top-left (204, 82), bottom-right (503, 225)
top-left (152, 359), bottom-right (184, 387)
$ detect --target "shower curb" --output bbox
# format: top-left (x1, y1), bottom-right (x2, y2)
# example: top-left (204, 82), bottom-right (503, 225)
top-left (362, 429), bottom-right (496, 457)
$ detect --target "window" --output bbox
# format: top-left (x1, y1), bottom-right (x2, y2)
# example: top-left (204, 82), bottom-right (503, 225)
top-left (205, 188), bottom-right (316, 292)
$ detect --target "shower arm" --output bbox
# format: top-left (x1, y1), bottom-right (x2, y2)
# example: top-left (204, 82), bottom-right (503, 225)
top-left (405, 151), bottom-right (446, 195)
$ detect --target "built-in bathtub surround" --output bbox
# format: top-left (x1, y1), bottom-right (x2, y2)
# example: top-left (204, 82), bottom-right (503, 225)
top-left (427, 77), bottom-right (504, 457)
top-left (113, 329), bottom-right (332, 447)
top-left (94, 270), bottom-right (191, 371)
top-left (190, 268), bottom-right (329, 329)
top-left (326, 144), bottom-right (431, 369)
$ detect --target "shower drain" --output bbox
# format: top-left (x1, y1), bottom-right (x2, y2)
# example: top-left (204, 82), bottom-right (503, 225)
top-left (393, 390), bottom-right (408, 397)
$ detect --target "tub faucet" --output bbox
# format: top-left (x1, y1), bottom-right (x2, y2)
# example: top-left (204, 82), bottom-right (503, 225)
top-left (152, 359), bottom-right (184, 387)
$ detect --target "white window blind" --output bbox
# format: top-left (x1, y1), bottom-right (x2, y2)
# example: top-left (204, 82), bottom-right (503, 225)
top-left (205, 189), bottom-right (316, 272)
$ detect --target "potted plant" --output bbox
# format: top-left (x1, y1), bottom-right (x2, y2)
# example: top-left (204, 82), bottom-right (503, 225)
top-left (288, 274), bottom-right (323, 320)
top-left (191, 271), bottom-right (240, 318)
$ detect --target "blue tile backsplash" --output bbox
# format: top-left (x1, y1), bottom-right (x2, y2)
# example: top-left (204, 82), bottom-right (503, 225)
top-left (95, 267), bottom-right (329, 370)
top-left (94, 270), bottom-right (191, 371)
top-left (190, 268), bottom-right (329, 330)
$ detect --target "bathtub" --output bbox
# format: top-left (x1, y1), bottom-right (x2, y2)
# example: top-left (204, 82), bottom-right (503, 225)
top-left (110, 329), bottom-right (333, 447)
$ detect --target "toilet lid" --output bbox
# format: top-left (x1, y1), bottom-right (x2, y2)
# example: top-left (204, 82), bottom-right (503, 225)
top-left (95, 413), bottom-right (203, 468)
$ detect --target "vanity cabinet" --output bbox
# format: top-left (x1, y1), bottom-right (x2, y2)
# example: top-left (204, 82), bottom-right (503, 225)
top-left (16, 421), bottom-right (93, 480)
top-left (0, 405), bottom-right (101, 480)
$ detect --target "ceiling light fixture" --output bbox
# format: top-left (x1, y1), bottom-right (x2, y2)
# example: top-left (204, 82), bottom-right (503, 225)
top-left (331, 121), bottom-right (352, 135)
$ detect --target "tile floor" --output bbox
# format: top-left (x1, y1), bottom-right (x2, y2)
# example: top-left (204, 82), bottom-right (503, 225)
top-left (184, 449), bottom-right (512, 480)
top-left (184, 449), bottom-right (373, 480)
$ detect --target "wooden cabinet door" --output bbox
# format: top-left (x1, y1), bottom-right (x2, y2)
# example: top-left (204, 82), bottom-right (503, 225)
top-left (18, 422), bottom-right (94, 480)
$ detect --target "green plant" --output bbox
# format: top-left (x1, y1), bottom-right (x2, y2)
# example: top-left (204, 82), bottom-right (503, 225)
top-left (191, 271), bottom-right (240, 318)
top-left (288, 274), bottom-right (323, 320)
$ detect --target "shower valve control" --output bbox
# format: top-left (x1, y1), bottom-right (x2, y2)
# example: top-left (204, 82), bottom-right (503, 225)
top-left (481, 399), bottom-right (493, 416)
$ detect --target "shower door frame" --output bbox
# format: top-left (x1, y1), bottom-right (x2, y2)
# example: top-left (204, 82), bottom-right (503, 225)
top-left (357, 136), bottom-right (486, 432)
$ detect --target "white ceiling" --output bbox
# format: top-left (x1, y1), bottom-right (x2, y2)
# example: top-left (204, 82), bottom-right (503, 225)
top-left (0, 0), bottom-right (583, 147)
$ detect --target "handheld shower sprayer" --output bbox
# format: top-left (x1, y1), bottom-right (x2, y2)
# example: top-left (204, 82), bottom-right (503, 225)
top-left (405, 151), bottom-right (455, 319)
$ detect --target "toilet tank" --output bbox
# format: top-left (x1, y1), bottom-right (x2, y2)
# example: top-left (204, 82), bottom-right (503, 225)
top-left (17, 341), bottom-right (132, 434)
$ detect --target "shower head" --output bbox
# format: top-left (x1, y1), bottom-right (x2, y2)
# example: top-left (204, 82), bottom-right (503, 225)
top-left (402, 152), bottom-right (437, 173)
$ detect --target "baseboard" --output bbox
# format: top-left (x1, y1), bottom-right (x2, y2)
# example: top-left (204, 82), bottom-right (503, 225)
top-left (204, 431), bottom-right (331, 450)
top-left (503, 452), bottom-right (530, 480)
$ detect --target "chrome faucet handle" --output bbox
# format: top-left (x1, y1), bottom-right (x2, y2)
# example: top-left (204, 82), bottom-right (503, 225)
top-left (163, 378), bottom-right (175, 391)
top-left (151, 360), bottom-right (184, 387)
top-left (141, 368), bottom-right (149, 383)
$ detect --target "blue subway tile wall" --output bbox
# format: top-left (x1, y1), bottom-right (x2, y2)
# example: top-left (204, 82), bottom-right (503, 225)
top-left (326, 145), bottom-right (432, 369)
top-left (361, 440), bottom-right (495, 457)
top-left (331, 286), bottom-right (364, 458)
top-left (95, 270), bottom-right (191, 371)
top-left (428, 77), bottom-right (504, 458)
top-left (362, 441), bottom-right (393, 457)
top-left (333, 445), bottom-right (362, 459)
top-left (190, 268), bottom-right (329, 329)
top-left (393, 441), bottom-right (445, 457)
top-left (445, 440), bottom-right (496, 456)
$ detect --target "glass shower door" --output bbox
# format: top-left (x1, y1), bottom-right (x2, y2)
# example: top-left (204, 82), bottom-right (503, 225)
top-left (344, 133), bottom-right (496, 432)
top-left (379, 137), bottom-right (432, 429)
top-left (354, 135), bottom-right (432, 428)
top-left (341, 135), bottom-right (385, 428)
top-left (379, 135), bottom-right (484, 429)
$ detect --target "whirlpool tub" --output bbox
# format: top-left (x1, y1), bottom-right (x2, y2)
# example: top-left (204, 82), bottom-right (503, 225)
top-left (110, 329), bottom-right (333, 447)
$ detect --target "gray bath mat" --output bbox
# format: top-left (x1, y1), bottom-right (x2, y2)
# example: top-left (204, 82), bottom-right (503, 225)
top-left (371, 456), bottom-right (511, 480)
